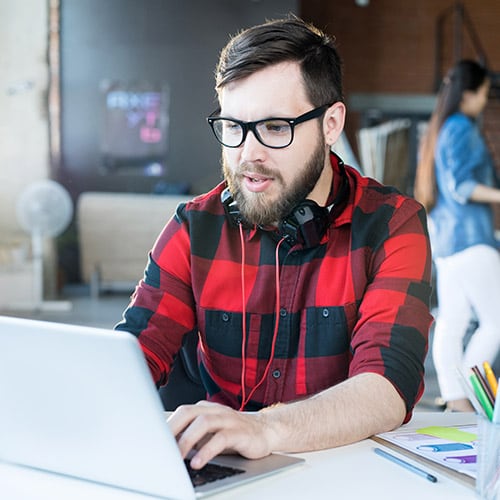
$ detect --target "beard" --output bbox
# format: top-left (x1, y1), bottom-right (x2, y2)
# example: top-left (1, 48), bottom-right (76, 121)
top-left (222, 137), bottom-right (327, 227)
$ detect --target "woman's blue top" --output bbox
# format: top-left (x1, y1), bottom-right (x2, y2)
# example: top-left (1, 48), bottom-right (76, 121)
top-left (429, 112), bottom-right (497, 258)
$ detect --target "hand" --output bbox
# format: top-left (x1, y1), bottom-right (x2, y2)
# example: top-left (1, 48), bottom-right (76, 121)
top-left (167, 401), bottom-right (274, 469)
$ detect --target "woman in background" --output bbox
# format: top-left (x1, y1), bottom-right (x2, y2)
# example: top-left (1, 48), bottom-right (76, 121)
top-left (415, 59), bottom-right (500, 412)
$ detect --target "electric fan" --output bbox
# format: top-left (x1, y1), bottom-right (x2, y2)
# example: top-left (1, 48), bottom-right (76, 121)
top-left (14, 179), bottom-right (73, 311)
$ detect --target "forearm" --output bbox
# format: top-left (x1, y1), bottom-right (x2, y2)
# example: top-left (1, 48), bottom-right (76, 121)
top-left (470, 184), bottom-right (500, 204)
top-left (257, 372), bottom-right (406, 453)
top-left (169, 373), bottom-right (407, 468)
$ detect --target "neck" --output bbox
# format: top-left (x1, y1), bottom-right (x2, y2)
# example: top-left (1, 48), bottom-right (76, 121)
top-left (306, 157), bottom-right (333, 207)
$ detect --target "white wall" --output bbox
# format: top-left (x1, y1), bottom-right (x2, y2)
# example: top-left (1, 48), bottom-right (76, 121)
top-left (0, 1), bottom-right (49, 246)
top-left (0, 1), bottom-right (299, 298)
top-left (0, 1), bottom-right (52, 304)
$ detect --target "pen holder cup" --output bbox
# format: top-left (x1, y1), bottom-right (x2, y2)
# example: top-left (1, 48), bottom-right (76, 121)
top-left (476, 416), bottom-right (500, 499)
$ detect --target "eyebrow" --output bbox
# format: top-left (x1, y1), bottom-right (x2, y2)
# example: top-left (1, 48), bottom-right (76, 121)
top-left (218, 110), bottom-right (302, 121)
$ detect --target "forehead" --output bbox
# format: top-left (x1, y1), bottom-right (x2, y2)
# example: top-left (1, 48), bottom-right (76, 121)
top-left (219, 61), bottom-right (311, 118)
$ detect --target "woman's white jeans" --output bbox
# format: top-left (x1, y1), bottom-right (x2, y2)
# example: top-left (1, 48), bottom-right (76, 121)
top-left (433, 244), bottom-right (500, 401)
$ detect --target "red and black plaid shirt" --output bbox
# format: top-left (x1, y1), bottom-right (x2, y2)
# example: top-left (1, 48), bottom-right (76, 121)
top-left (117, 154), bottom-right (433, 421)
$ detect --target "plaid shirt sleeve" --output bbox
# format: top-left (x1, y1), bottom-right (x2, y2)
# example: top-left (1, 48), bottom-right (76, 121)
top-left (116, 162), bottom-right (433, 421)
top-left (346, 182), bottom-right (433, 420)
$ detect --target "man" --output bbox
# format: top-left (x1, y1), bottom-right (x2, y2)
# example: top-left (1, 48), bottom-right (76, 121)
top-left (116, 16), bottom-right (432, 470)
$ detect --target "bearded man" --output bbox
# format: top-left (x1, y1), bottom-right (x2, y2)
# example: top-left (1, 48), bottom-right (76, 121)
top-left (116, 16), bottom-right (432, 470)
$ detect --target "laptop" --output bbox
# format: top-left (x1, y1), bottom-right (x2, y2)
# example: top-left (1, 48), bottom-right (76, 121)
top-left (0, 316), bottom-right (304, 499)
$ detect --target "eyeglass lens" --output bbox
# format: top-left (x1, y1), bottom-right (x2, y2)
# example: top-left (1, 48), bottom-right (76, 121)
top-left (208, 104), bottom-right (331, 149)
top-left (212, 119), bottom-right (293, 148)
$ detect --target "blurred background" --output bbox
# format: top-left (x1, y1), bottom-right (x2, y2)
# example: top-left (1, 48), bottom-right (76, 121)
top-left (1, 0), bottom-right (500, 407)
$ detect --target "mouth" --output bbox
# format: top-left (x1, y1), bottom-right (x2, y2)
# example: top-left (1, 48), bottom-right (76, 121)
top-left (245, 173), bottom-right (271, 183)
top-left (242, 172), bottom-right (274, 193)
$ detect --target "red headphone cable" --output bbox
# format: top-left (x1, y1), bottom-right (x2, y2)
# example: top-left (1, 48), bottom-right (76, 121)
top-left (238, 224), bottom-right (284, 411)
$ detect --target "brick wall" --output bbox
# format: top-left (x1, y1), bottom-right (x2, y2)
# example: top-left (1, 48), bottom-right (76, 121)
top-left (301, 0), bottom-right (500, 161)
top-left (301, 0), bottom-right (500, 94)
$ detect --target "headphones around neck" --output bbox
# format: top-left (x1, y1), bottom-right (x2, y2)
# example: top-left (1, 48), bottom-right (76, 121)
top-left (221, 154), bottom-right (349, 248)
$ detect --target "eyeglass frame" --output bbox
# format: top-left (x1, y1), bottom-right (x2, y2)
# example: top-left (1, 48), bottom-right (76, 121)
top-left (206, 103), bottom-right (332, 149)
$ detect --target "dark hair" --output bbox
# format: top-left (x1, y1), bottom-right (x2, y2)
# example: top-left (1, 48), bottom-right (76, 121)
top-left (215, 16), bottom-right (343, 107)
top-left (414, 59), bottom-right (489, 211)
top-left (431, 59), bottom-right (488, 130)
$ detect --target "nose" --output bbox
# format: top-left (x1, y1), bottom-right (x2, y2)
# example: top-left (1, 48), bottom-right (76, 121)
top-left (240, 129), bottom-right (267, 163)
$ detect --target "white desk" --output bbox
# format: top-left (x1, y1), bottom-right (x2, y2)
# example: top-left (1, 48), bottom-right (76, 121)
top-left (0, 412), bottom-right (477, 500)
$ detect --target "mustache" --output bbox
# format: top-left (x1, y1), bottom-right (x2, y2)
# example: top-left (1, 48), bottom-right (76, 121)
top-left (237, 162), bottom-right (281, 180)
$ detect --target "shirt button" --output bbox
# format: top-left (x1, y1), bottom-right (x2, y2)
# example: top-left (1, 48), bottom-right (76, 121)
top-left (221, 312), bottom-right (230, 322)
top-left (272, 369), bottom-right (281, 379)
top-left (279, 308), bottom-right (287, 317)
top-left (322, 308), bottom-right (329, 318)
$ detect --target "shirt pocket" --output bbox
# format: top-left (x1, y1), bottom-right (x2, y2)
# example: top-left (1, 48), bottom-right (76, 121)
top-left (304, 305), bottom-right (353, 357)
top-left (201, 309), bottom-right (242, 358)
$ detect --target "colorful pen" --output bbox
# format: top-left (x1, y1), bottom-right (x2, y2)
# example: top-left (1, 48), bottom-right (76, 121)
top-left (456, 367), bottom-right (487, 416)
top-left (471, 365), bottom-right (495, 405)
top-left (373, 447), bottom-right (438, 483)
top-left (470, 372), bottom-right (494, 420)
top-left (483, 361), bottom-right (498, 397)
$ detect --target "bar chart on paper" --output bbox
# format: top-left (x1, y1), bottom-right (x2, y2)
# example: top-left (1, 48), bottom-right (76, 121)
top-left (373, 424), bottom-right (478, 487)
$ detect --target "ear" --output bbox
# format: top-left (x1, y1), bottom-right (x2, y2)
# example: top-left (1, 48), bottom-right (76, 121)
top-left (322, 102), bottom-right (346, 146)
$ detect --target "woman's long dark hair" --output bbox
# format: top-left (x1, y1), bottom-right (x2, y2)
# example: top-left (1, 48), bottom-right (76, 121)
top-left (414, 59), bottom-right (488, 212)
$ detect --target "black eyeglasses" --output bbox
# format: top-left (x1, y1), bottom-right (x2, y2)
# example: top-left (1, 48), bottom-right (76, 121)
top-left (206, 104), bottom-right (331, 149)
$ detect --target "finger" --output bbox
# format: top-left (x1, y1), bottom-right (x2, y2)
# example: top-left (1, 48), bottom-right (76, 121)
top-left (186, 413), bottom-right (270, 468)
top-left (176, 412), bottom-right (226, 459)
top-left (189, 430), bottom-right (234, 469)
top-left (167, 402), bottom-right (213, 437)
top-left (192, 433), bottom-right (213, 450)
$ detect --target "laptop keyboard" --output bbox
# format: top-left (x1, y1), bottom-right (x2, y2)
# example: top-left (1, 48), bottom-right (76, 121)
top-left (184, 459), bottom-right (245, 487)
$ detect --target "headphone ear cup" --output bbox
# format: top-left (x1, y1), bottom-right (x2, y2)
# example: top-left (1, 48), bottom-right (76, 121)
top-left (222, 186), bottom-right (342, 248)
top-left (221, 188), bottom-right (244, 226)
top-left (279, 201), bottom-right (330, 248)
